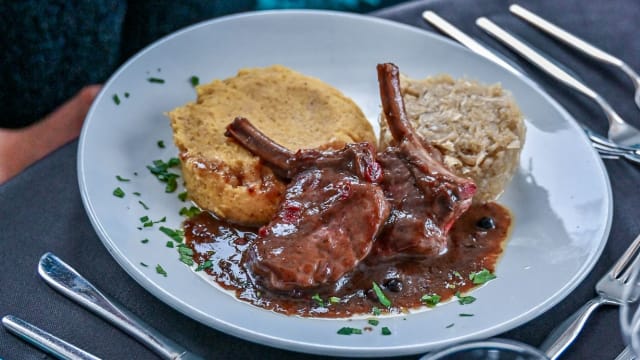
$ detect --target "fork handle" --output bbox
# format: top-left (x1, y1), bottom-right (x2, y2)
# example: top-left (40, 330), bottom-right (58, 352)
top-left (540, 296), bottom-right (615, 360)
top-left (37, 253), bottom-right (203, 360)
top-left (509, 4), bottom-right (640, 89)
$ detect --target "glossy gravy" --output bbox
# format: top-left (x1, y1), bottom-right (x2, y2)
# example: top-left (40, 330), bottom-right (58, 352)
top-left (185, 202), bottom-right (511, 317)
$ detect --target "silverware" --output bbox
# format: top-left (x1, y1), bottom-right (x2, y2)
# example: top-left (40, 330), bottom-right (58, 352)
top-left (509, 4), bottom-right (640, 110)
top-left (614, 345), bottom-right (636, 360)
top-left (585, 127), bottom-right (640, 165)
top-left (538, 233), bottom-right (640, 360)
top-left (421, 10), bottom-right (522, 75)
top-left (419, 11), bottom-right (636, 164)
top-left (2, 315), bottom-right (100, 360)
top-left (38, 253), bottom-right (204, 360)
top-left (476, 17), bottom-right (640, 148)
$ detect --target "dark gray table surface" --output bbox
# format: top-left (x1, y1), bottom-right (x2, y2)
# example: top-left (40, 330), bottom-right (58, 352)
top-left (2, 0), bottom-right (639, 359)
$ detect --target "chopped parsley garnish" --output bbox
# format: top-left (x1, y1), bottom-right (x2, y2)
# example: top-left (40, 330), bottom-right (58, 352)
top-left (147, 158), bottom-right (181, 193)
top-left (372, 282), bottom-right (391, 308)
top-left (133, 192), bottom-right (141, 196)
top-left (312, 294), bottom-right (324, 307)
top-left (157, 140), bottom-right (165, 148)
top-left (452, 271), bottom-right (463, 279)
top-left (155, 264), bottom-right (167, 277)
top-left (165, 241), bottom-right (174, 248)
top-left (337, 327), bottom-right (362, 335)
top-left (140, 238), bottom-right (149, 244)
top-left (420, 293), bottom-right (441, 307)
top-left (116, 175), bottom-right (130, 182)
top-left (455, 291), bottom-right (476, 305)
top-left (190, 76), bottom-right (200, 87)
top-left (368, 319), bottom-right (379, 326)
top-left (179, 206), bottom-right (201, 217)
top-left (372, 307), bottom-right (381, 316)
top-left (459, 313), bottom-right (474, 317)
top-left (159, 226), bottom-right (184, 243)
top-left (329, 296), bottom-right (341, 304)
top-left (148, 77), bottom-right (165, 84)
top-left (446, 323), bottom-right (454, 328)
top-left (140, 262), bottom-right (148, 267)
top-left (469, 269), bottom-right (496, 284)
top-left (141, 216), bottom-right (165, 227)
top-left (124, 92), bottom-right (130, 98)
top-left (178, 191), bottom-right (188, 202)
top-left (177, 244), bottom-right (194, 266)
top-left (113, 94), bottom-right (120, 105)
top-left (381, 327), bottom-right (392, 335)
top-left (113, 187), bottom-right (125, 198)
top-left (138, 200), bottom-right (149, 210)
top-left (195, 260), bottom-right (213, 272)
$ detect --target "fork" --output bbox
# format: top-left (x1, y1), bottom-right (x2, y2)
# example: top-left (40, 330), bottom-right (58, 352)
top-left (539, 233), bottom-right (640, 360)
top-left (509, 4), bottom-right (640, 111)
top-left (421, 12), bottom-right (640, 166)
top-left (38, 253), bottom-right (204, 360)
top-left (475, 17), bottom-right (640, 148)
top-left (585, 127), bottom-right (640, 165)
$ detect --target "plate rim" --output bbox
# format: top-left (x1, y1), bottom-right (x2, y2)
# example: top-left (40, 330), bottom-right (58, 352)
top-left (77, 9), bottom-right (613, 357)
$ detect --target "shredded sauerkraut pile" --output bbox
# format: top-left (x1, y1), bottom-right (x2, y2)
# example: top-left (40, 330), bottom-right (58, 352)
top-left (379, 74), bottom-right (526, 203)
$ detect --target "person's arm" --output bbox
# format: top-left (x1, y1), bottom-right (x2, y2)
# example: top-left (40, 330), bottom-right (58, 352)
top-left (0, 85), bottom-right (101, 184)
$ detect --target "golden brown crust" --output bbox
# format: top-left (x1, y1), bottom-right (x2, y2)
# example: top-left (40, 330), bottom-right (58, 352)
top-left (168, 65), bottom-right (375, 225)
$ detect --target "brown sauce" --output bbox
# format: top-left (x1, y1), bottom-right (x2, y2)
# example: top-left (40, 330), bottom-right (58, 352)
top-left (184, 202), bottom-right (511, 317)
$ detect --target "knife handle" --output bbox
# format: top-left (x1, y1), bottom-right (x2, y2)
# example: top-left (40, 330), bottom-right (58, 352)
top-left (37, 252), bottom-right (203, 360)
top-left (2, 315), bottom-right (101, 360)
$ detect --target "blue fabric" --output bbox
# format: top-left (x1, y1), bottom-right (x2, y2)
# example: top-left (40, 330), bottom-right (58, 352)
top-left (0, 0), bottom-right (406, 129)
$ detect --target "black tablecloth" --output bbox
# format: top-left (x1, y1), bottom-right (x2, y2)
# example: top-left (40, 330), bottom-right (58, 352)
top-left (2, 0), bottom-right (639, 359)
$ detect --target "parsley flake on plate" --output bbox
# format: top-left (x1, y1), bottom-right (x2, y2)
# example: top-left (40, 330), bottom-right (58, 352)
top-left (372, 282), bottom-right (391, 308)
top-left (179, 206), bottom-right (201, 217)
top-left (190, 76), bottom-right (200, 87)
top-left (159, 226), bottom-right (184, 243)
top-left (155, 264), bottom-right (167, 277)
top-left (420, 293), bottom-right (441, 307)
top-left (311, 294), bottom-right (324, 307)
top-left (113, 187), bottom-right (125, 198)
top-left (469, 268), bottom-right (496, 284)
top-left (455, 291), bottom-right (476, 305)
top-left (147, 77), bottom-right (165, 84)
top-left (337, 327), bottom-right (362, 335)
top-left (195, 260), bottom-right (213, 272)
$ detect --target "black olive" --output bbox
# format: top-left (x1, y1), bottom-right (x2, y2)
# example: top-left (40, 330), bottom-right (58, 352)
top-left (476, 216), bottom-right (496, 230)
top-left (384, 278), bottom-right (403, 292)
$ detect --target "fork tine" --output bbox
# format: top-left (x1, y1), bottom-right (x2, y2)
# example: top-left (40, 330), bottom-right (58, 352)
top-left (613, 233), bottom-right (640, 280)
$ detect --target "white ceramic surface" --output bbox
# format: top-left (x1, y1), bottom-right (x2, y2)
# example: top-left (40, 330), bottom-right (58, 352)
top-left (77, 10), bottom-right (612, 357)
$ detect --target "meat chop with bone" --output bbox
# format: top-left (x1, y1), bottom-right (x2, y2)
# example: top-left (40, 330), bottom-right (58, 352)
top-left (224, 63), bottom-right (476, 293)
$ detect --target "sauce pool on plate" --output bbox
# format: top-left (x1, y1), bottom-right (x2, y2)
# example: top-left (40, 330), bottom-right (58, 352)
top-left (184, 202), bottom-right (511, 317)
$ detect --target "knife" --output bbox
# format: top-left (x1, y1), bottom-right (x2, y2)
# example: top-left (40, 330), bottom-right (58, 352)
top-left (38, 252), bottom-right (204, 360)
top-left (2, 315), bottom-right (100, 360)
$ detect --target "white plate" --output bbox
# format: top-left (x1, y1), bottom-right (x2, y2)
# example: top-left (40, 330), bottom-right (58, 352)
top-left (78, 10), bottom-right (612, 357)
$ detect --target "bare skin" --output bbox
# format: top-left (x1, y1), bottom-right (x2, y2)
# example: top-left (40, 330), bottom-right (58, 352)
top-left (0, 85), bottom-right (101, 184)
